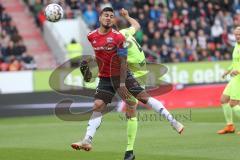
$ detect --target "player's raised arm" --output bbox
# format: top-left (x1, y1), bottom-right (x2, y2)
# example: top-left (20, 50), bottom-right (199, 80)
top-left (120, 8), bottom-right (140, 31)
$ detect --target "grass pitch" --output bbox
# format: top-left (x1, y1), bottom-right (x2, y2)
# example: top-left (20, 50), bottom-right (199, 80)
top-left (0, 107), bottom-right (240, 160)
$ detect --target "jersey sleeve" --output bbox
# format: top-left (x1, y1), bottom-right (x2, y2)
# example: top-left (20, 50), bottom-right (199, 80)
top-left (87, 32), bottom-right (91, 42)
top-left (120, 26), bottom-right (136, 36)
top-left (117, 33), bottom-right (128, 57)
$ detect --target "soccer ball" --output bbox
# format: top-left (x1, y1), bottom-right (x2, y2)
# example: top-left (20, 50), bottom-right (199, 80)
top-left (45, 3), bottom-right (64, 22)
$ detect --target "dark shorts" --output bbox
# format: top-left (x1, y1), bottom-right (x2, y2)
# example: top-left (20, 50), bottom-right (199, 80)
top-left (94, 71), bottom-right (144, 104)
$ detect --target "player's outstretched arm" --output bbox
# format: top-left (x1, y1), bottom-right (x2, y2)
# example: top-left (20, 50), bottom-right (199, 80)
top-left (120, 8), bottom-right (140, 31)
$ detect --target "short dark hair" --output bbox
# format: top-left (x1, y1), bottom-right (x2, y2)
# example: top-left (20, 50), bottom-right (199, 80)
top-left (100, 7), bottom-right (114, 15)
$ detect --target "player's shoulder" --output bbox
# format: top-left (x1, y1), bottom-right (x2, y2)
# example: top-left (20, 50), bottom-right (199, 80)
top-left (120, 27), bottom-right (136, 37)
top-left (111, 29), bottom-right (125, 40)
top-left (119, 28), bottom-right (130, 37)
top-left (87, 29), bottom-right (98, 37)
top-left (111, 28), bottom-right (122, 35)
top-left (87, 29), bottom-right (98, 41)
top-left (119, 27), bottom-right (132, 33)
top-left (119, 29), bottom-right (126, 35)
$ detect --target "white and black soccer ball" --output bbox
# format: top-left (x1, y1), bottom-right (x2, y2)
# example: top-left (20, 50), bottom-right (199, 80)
top-left (45, 3), bottom-right (64, 22)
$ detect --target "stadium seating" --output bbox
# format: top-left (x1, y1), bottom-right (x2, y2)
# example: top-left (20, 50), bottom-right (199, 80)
top-left (24, 0), bottom-right (240, 63)
top-left (0, 3), bottom-right (37, 71)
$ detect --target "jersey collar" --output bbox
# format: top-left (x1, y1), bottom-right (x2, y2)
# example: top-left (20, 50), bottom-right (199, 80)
top-left (97, 28), bottom-right (112, 35)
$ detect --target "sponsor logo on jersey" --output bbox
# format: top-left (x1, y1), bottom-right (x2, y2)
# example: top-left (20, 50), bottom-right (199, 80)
top-left (93, 43), bottom-right (117, 52)
top-left (106, 37), bottom-right (113, 43)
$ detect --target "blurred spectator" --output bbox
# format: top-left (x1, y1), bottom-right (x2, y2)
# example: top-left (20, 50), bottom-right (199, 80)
top-left (21, 53), bottom-right (37, 70)
top-left (228, 28), bottom-right (236, 47)
top-left (149, 31), bottom-right (162, 46)
top-left (197, 29), bottom-right (207, 49)
top-left (122, 0), bottom-right (134, 11)
top-left (158, 14), bottom-right (168, 30)
top-left (5, 41), bottom-right (15, 57)
top-left (9, 58), bottom-right (22, 71)
top-left (100, 0), bottom-right (112, 10)
top-left (223, 10), bottom-right (234, 28)
top-left (14, 40), bottom-right (27, 57)
top-left (211, 19), bottom-right (224, 43)
top-left (189, 5), bottom-right (200, 20)
top-left (170, 52), bottom-right (179, 63)
top-left (221, 27), bottom-right (229, 46)
top-left (138, 13), bottom-right (148, 31)
top-left (188, 19), bottom-right (198, 33)
top-left (37, 8), bottom-right (47, 28)
top-left (0, 62), bottom-right (9, 71)
top-left (172, 31), bottom-right (184, 49)
top-left (199, 49), bottom-right (210, 61)
top-left (172, 44), bottom-right (186, 62)
top-left (199, 17), bottom-right (211, 36)
top-left (66, 0), bottom-right (81, 17)
top-left (171, 11), bottom-right (181, 31)
top-left (32, 0), bottom-right (44, 26)
top-left (206, 2), bottom-right (215, 25)
top-left (162, 30), bottom-right (173, 47)
top-left (212, 50), bottom-right (224, 61)
top-left (66, 0), bottom-right (79, 10)
top-left (112, 0), bottom-right (123, 10)
top-left (83, 5), bottom-right (98, 29)
top-left (185, 31), bottom-right (197, 51)
top-left (149, 5), bottom-right (161, 22)
top-left (160, 44), bottom-right (171, 63)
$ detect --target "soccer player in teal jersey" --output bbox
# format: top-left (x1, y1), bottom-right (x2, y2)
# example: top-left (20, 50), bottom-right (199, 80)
top-left (117, 9), bottom-right (148, 160)
top-left (217, 26), bottom-right (240, 134)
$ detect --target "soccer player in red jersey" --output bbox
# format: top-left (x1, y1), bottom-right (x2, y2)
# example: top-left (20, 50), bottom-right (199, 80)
top-left (71, 7), bottom-right (133, 152)
top-left (71, 8), bottom-right (184, 157)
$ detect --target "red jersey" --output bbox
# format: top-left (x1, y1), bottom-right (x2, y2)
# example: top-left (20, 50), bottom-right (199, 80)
top-left (87, 28), bottom-right (126, 77)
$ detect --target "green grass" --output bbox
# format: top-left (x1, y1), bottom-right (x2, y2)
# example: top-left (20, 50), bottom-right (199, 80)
top-left (0, 107), bottom-right (240, 160)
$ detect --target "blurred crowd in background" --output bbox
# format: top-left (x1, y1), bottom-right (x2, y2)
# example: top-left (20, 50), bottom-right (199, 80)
top-left (65, 0), bottom-right (240, 63)
top-left (0, 4), bottom-right (36, 71)
top-left (2, 0), bottom-right (240, 72)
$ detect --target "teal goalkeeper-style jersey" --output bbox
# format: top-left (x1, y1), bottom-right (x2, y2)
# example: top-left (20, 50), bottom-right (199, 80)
top-left (228, 43), bottom-right (240, 78)
top-left (119, 27), bottom-right (148, 78)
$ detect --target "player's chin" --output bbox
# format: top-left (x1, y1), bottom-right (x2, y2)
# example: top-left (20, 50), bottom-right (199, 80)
top-left (103, 24), bottom-right (113, 29)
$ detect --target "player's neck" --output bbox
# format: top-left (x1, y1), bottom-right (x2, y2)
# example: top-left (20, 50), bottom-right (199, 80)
top-left (98, 26), bottom-right (111, 35)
